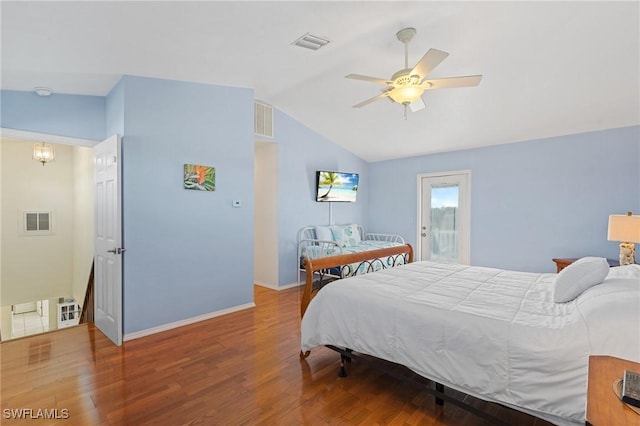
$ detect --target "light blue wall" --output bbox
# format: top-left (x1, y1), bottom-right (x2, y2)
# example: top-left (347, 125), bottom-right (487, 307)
top-left (4, 82), bottom-right (638, 328)
top-left (116, 76), bottom-right (255, 334)
top-left (106, 79), bottom-right (124, 137)
top-left (368, 126), bottom-right (640, 272)
top-left (273, 108), bottom-right (369, 286)
top-left (1, 90), bottom-right (105, 141)
top-left (3, 81), bottom-right (255, 335)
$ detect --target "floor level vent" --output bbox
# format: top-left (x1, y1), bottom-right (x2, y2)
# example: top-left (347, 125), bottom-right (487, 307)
top-left (255, 102), bottom-right (274, 138)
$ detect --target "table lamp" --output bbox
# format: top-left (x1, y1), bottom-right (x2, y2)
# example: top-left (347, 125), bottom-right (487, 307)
top-left (608, 212), bottom-right (640, 265)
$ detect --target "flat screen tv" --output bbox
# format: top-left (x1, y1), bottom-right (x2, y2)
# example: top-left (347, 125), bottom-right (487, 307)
top-left (315, 171), bottom-right (359, 202)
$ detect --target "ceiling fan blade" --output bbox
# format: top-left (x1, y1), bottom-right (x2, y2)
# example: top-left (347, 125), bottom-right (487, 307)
top-left (423, 75), bottom-right (483, 90)
top-left (352, 91), bottom-right (391, 108)
top-left (410, 49), bottom-right (449, 78)
top-left (409, 97), bottom-right (425, 112)
top-left (345, 74), bottom-right (391, 85)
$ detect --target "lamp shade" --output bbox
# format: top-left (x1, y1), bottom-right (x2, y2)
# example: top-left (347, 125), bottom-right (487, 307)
top-left (608, 213), bottom-right (640, 243)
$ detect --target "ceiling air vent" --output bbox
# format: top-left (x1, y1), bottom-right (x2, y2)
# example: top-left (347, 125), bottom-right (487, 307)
top-left (292, 33), bottom-right (330, 50)
top-left (254, 102), bottom-right (274, 138)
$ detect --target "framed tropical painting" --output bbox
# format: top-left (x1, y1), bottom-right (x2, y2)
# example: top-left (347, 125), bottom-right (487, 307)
top-left (184, 164), bottom-right (215, 191)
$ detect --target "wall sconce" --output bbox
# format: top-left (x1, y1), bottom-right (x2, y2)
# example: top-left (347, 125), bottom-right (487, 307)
top-left (33, 142), bottom-right (55, 166)
top-left (608, 212), bottom-right (640, 265)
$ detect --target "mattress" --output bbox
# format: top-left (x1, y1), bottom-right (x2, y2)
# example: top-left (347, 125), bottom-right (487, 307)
top-left (300, 261), bottom-right (640, 425)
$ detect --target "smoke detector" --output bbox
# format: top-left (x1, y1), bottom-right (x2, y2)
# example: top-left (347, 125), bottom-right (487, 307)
top-left (34, 87), bottom-right (52, 97)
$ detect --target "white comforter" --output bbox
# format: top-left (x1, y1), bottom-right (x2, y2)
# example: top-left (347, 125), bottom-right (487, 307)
top-left (301, 261), bottom-right (640, 425)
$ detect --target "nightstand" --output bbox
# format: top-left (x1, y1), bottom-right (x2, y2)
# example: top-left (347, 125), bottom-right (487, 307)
top-left (552, 258), bottom-right (619, 273)
top-left (586, 355), bottom-right (640, 426)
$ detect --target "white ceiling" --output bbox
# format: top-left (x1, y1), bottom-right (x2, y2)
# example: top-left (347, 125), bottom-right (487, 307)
top-left (2, 1), bottom-right (638, 162)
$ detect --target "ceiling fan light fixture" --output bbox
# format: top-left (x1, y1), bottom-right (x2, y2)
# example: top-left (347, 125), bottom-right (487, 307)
top-left (388, 85), bottom-right (425, 104)
top-left (346, 27), bottom-right (482, 113)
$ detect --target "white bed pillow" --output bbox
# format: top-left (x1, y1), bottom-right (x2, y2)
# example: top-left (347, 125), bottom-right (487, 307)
top-left (314, 226), bottom-right (333, 241)
top-left (605, 263), bottom-right (640, 280)
top-left (553, 257), bottom-right (610, 303)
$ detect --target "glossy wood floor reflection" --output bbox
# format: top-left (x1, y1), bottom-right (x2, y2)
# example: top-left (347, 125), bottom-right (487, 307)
top-left (1, 286), bottom-right (554, 425)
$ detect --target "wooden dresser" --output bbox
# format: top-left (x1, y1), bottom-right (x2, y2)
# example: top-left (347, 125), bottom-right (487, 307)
top-left (552, 258), bottom-right (619, 273)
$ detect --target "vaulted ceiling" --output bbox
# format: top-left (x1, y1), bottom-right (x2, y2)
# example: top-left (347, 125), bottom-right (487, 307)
top-left (2, 1), bottom-right (638, 161)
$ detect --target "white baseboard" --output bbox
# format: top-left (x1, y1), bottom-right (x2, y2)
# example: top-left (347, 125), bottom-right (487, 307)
top-left (254, 281), bottom-right (302, 291)
top-left (276, 281), bottom-right (303, 290)
top-left (123, 302), bottom-right (255, 342)
top-left (254, 280), bottom-right (278, 290)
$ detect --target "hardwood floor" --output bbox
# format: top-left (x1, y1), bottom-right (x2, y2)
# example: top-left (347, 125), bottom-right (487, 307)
top-left (1, 285), bottom-right (554, 425)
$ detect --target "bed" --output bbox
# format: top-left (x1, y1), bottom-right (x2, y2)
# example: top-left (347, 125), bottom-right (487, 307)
top-left (297, 224), bottom-right (405, 286)
top-left (300, 258), bottom-right (640, 426)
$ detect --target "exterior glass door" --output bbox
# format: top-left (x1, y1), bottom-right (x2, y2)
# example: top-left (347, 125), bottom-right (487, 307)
top-left (419, 172), bottom-right (470, 264)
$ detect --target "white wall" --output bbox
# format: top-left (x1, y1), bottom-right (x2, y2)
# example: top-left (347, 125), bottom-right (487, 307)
top-left (0, 306), bottom-right (9, 340)
top-left (254, 142), bottom-right (279, 288)
top-left (1, 139), bottom-right (74, 304)
top-left (0, 136), bottom-right (3, 311)
top-left (72, 146), bottom-right (94, 306)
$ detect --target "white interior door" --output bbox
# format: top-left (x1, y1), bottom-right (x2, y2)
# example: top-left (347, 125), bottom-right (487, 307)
top-left (418, 171), bottom-right (470, 264)
top-left (94, 134), bottom-right (123, 345)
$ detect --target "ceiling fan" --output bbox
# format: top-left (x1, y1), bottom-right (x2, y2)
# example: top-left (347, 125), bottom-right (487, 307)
top-left (346, 27), bottom-right (482, 118)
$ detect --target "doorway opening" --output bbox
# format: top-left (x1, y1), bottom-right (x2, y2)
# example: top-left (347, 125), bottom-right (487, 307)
top-left (1, 130), bottom-right (97, 341)
top-left (253, 141), bottom-right (279, 290)
top-left (10, 299), bottom-right (49, 338)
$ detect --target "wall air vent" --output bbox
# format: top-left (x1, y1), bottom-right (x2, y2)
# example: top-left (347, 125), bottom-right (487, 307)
top-left (292, 33), bottom-right (330, 50)
top-left (254, 102), bottom-right (274, 138)
top-left (21, 210), bottom-right (54, 235)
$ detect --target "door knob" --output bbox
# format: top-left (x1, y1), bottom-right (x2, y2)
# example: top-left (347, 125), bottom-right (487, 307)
top-left (421, 233), bottom-right (427, 237)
